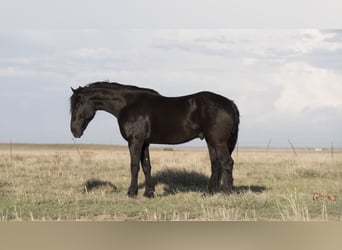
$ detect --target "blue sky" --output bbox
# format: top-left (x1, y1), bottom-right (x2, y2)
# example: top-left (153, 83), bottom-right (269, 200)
top-left (1, 29), bottom-right (342, 147)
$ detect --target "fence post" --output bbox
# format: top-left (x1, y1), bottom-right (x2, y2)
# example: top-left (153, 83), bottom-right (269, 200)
top-left (288, 139), bottom-right (297, 157)
top-left (9, 138), bottom-right (13, 163)
top-left (266, 138), bottom-right (272, 157)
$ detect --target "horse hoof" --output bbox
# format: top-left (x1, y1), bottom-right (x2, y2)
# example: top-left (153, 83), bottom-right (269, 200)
top-left (201, 192), bottom-right (213, 198)
top-left (143, 191), bottom-right (155, 198)
top-left (223, 186), bottom-right (234, 195)
top-left (127, 190), bottom-right (138, 198)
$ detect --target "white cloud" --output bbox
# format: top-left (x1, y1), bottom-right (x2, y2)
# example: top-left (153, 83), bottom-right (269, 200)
top-left (291, 29), bottom-right (342, 53)
top-left (273, 62), bottom-right (342, 113)
top-left (241, 57), bottom-right (257, 66)
top-left (0, 66), bottom-right (61, 79)
top-left (68, 48), bottom-right (115, 60)
top-left (67, 47), bottom-right (133, 61)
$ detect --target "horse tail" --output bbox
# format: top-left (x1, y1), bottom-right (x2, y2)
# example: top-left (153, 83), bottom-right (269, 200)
top-left (228, 101), bottom-right (240, 154)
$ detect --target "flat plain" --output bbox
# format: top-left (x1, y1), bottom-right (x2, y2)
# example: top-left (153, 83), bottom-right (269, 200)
top-left (0, 143), bottom-right (341, 220)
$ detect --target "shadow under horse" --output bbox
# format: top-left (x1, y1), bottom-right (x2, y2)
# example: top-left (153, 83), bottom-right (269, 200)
top-left (147, 168), bottom-right (267, 196)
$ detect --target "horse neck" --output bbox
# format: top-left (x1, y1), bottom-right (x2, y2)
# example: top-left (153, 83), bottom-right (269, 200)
top-left (89, 88), bottom-right (128, 118)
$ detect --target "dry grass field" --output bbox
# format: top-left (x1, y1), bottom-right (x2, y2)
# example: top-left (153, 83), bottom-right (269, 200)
top-left (0, 143), bottom-right (341, 221)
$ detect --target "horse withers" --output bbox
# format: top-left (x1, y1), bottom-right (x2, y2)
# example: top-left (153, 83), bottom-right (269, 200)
top-left (70, 82), bottom-right (240, 198)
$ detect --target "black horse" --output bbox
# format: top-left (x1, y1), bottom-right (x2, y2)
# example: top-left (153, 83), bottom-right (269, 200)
top-left (70, 82), bottom-right (240, 198)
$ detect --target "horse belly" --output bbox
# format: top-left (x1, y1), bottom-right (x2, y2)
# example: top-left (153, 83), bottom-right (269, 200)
top-left (148, 117), bottom-right (200, 144)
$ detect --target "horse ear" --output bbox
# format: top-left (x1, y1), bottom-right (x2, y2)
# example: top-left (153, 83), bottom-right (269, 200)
top-left (71, 87), bottom-right (76, 93)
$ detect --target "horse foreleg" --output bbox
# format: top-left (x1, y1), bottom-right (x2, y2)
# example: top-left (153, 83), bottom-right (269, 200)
top-left (127, 140), bottom-right (143, 198)
top-left (141, 144), bottom-right (155, 198)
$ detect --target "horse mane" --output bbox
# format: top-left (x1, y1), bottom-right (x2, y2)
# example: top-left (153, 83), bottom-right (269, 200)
top-left (70, 81), bottom-right (160, 113)
top-left (85, 81), bottom-right (160, 95)
top-left (85, 81), bottom-right (121, 88)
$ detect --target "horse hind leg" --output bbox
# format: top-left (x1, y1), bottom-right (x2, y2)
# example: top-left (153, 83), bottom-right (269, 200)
top-left (207, 141), bottom-right (233, 195)
top-left (222, 156), bottom-right (234, 194)
top-left (207, 143), bottom-right (225, 194)
top-left (208, 160), bottom-right (222, 194)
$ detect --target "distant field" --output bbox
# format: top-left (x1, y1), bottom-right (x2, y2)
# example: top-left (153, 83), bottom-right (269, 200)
top-left (0, 143), bottom-right (341, 221)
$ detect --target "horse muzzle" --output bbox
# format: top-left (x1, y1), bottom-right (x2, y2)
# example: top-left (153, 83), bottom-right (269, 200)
top-left (71, 126), bottom-right (83, 138)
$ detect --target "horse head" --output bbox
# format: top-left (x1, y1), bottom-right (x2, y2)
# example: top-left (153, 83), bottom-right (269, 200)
top-left (70, 87), bottom-right (96, 138)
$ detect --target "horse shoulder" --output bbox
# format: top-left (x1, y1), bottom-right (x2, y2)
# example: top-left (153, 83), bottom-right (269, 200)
top-left (117, 98), bottom-right (152, 142)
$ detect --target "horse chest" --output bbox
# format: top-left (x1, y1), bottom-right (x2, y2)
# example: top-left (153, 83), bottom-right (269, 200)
top-left (118, 115), bottom-right (151, 141)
